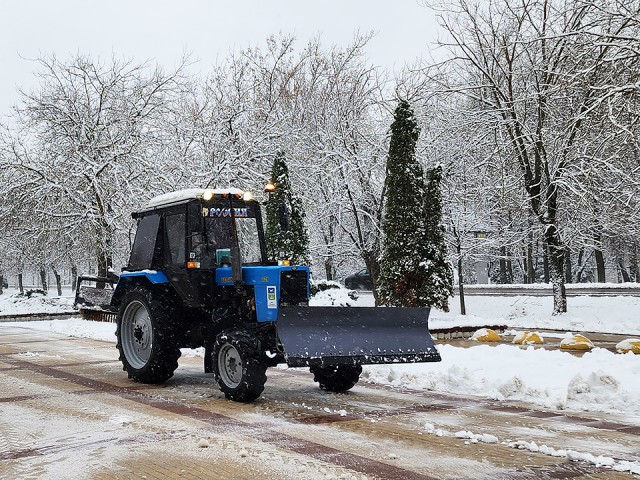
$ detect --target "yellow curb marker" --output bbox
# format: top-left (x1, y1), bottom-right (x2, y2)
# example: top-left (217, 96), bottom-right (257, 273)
top-left (513, 331), bottom-right (544, 345)
top-left (616, 338), bottom-right (640, 354)
top-left (560, 334), bottom-right (594, 351)
top-left (472, 328), bottom-right (501, 342)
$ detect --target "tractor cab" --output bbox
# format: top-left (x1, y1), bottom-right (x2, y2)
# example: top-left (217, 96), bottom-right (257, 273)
top-left (121, 188), bottom-right (275, 310)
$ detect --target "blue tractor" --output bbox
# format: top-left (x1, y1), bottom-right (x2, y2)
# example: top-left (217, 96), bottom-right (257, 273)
top-left (76, 188), bottom-right (440, 402)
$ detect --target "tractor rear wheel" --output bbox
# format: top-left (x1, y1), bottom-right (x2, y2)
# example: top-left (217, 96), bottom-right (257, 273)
top-left (212, 329), bottom-right (267, 402)
top-left (310, 365), bottom-right (362, 392)
top-left (116, 286), bottom-right (181, 384)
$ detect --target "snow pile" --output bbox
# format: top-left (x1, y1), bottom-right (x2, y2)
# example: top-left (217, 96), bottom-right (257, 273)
top-left (508, 440), bottom-right (640, 474)
top-left (0, 290), bottom-right (75, 316)
top-left (309, 287), bottom-right (368, 307)
top-left (13, 318), bottom-right (117, 342)
top-left (362, 344), bottom-right (640, 415)
top-left (422, 422), bottom-right (640, 474)
top-left (454, 430), bottom-right (499, 444)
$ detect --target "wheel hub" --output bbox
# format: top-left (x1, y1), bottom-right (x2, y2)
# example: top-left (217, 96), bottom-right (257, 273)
top-left (121, 300), bottom-right (153, 369)
top-left (226, 357), bottom-right (238, 375)
top-left (133, 323), bottom-right (149, 348)
top-left (218, 344), bottom-right (242, 388)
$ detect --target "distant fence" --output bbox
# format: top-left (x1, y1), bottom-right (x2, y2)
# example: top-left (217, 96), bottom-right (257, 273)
top-left (459, 284), bottom-right (640, 297)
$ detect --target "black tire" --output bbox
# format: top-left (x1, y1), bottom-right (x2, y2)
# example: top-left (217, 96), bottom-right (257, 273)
top-left (212, 329), bottom-right (268, 402)
top-left (116, 286), bottom-right (181, 384)
top-left (310, 365), bottom-right (362, 392)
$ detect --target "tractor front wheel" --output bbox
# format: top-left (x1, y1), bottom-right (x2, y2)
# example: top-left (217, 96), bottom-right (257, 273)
top-left (212, 329), bottom-right (268, 402)
top-left (310, 365), bottom-right (362, 392)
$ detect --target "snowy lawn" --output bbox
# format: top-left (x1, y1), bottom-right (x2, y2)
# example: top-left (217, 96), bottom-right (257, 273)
top-left (3, 285), bottom-right (640, 420)
top-left (0, 289), bottom-right (75, 316)
top-left (311, 286), bottom-right (640, 335)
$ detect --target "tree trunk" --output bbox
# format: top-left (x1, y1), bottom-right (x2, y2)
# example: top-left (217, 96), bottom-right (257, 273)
top-left (542, 242), bottom-right (550, 283)
top-left (71, 265), bottom-right (78, 291)
top-left (576, 247), bottom-right (585, 283)
top-left (594, 241), bottom-right (606, 283)
top-left (325, 220), bottom-right (336, 281)
top-left (618, 260), bottom-right (631, 283)
top-left (52, 266), bottom-right (63, 296)
top-left (0, 273), bottom-right (4, 295)
top-left (630, 243), bottom-right (639, 282)
top-left (543, 227), bottom-right (566, 314)
top-left (39, 267), bottom-right (48, 293)
top-left (457, 248), bottom-right (466, 315)
top-left (363, 251), bottom-right (381, 306)
top-left (18, 273), bottom-right (24, 294)
top-left (498, 246), bottom-right (511, 284)
top-left (97, 252), bottom-right (113, 289)
top-left (526, 241), bottom-right (535, 284)
top-left (324, 259), bottom-right (334, 281)
top-left (564, 246), bottom-right (572, 283)
top-left (594, 254), bottom-right (605, 281)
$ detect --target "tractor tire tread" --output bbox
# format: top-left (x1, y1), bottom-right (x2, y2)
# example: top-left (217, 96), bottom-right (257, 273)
top-left (115, 285), bottom-right (181, 384)
top-left (212, 329), bottom-right (267, 403)
top-left (310, 365), bottom-right (362, 392)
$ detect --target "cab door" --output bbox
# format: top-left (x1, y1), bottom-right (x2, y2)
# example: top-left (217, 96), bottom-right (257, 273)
top-left (163, 203), bottom-right (216, 308)
top-left (161, 207), bottom-right (200, 306)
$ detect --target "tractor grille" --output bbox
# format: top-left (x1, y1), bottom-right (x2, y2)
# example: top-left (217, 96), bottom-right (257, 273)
top-left (280, 269), bottom-right (308, 305)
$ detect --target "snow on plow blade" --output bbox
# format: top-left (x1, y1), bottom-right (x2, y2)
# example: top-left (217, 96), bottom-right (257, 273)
top-left (277, 306), bottom-right (441, 367)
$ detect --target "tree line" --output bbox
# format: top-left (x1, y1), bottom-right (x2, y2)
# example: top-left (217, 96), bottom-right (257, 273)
top-left (1, 0), bottom-right (639, 315)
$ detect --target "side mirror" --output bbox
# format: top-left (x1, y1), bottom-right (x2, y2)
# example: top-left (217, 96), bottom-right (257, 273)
top-left (278, 203), bottom-right (289, 231)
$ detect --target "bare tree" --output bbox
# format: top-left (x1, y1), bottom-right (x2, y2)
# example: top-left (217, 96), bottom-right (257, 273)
top-left (427, 0), bottom-right (640, 313)
top-left (1, 54), bottom-right (189, 277)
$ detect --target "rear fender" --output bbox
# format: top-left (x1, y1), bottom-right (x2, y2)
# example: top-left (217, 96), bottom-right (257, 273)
top-left (111, 271), bottom-right (170, 310)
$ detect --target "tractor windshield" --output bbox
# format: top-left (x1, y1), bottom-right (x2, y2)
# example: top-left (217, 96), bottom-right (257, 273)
top-left (191, 206), bottom-right (263, 267)
top-left (234, 217), bottom-right (262, 263)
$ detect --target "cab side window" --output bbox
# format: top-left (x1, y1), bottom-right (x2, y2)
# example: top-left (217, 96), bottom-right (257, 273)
top-left (165, 212), bottom-right (186, 266)
top-left (129, 214), bottom-right (161, 270)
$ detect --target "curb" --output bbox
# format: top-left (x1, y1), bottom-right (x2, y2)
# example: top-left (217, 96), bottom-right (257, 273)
top-left (0, 312), bottom-right (78, 323)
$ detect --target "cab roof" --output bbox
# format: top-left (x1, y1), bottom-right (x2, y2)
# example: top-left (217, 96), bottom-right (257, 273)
top-left (146, 188), bottom-right (245, 209)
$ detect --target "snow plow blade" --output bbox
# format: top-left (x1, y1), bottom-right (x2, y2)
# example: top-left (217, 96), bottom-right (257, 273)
top-left (74, 275), bottom-right (116, 312)
top-left (277, 306), bottom-right (441, 367)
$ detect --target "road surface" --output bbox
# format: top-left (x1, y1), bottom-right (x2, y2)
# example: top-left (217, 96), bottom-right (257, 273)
top-left (1, 324), bottom-right (638, 479)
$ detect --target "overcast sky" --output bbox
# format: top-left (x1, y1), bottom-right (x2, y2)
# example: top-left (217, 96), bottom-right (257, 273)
top-left (0, 0), bottom-right (441, 115)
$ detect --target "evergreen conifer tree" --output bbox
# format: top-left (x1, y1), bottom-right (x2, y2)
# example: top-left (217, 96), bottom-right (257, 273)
top-left (422, 164), bottom-right (454, 310)
top-left (265, 151), bottom-right (310, 265)
top-left (377, 100), bottom-right (453, 310)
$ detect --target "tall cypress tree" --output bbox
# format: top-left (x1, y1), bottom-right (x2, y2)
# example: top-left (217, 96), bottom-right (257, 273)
top-left (422, 164), bottom-right (454, 311)
top-left (377, 100), bottom-right (453, 310)
top-left (265, 151), bottom-right (310, 265)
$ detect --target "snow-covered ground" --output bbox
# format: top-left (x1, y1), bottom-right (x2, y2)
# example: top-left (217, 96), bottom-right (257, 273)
top-left (2, 286), bottom-right (640, 422)
top-left (0, 289), bottom-right (75, 316)
top-left (311, 286), bottom-right (640, 335)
